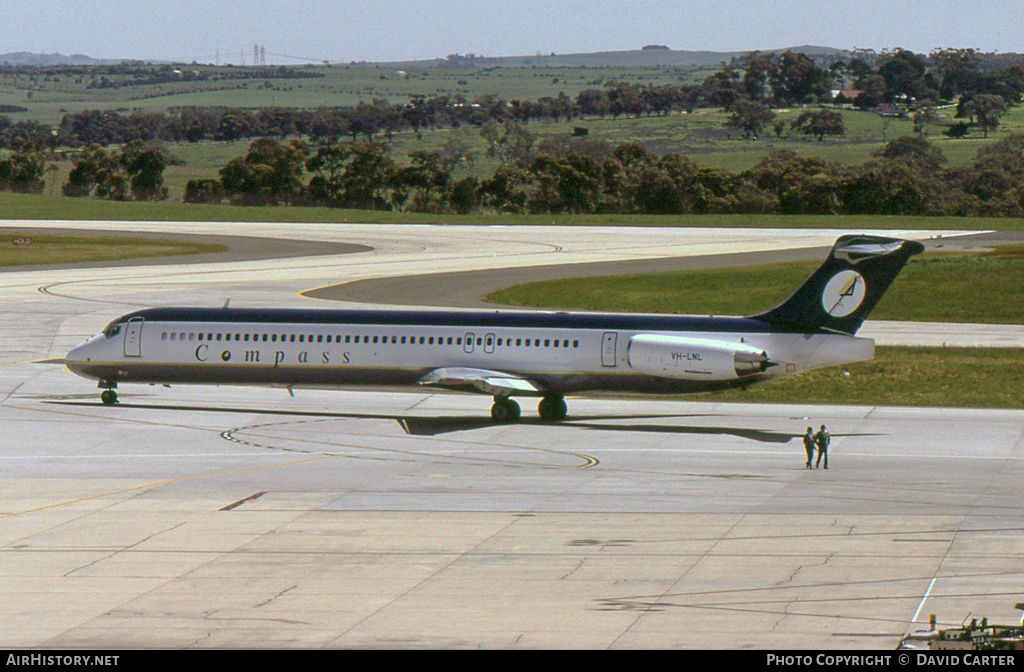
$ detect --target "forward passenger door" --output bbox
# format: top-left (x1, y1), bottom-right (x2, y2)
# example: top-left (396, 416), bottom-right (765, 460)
top-left (124, 317), bottom-right (144, 357)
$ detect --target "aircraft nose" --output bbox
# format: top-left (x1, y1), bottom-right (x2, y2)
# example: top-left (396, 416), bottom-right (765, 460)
top-left (66, 334), bottom-right (102, 365)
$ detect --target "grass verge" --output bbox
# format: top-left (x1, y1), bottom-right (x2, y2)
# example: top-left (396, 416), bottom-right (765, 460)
top-left (488, 246), bottom-right (1024, 324)
top-left (0, 231), bottom-right (226, 267)
top-left (690, 346), bottom-right (1024, 409)
top-left (1, 191), bottom-right (1023, 229)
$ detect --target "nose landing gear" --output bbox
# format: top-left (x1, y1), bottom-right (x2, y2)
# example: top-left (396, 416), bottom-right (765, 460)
top-left (99, 382), bottom-right (118, 405)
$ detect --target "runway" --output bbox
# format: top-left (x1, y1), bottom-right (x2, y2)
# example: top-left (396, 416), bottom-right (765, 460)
top-left (2, 220), bottom-right (1023, 649)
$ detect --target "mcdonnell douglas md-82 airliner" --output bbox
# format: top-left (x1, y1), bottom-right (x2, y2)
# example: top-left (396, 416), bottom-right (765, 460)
top-left (65, 235), bottom-right (924, 422)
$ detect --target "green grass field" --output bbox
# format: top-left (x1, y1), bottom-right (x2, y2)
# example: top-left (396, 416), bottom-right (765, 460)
top-left (0, 65), bottom-right (700, 126)
top-left (0, 230), bottom-right (226, 266)
top-left (487, 246), bottom-right (1024, 324)
top-left (690, 345), bottom-right (1024, 408)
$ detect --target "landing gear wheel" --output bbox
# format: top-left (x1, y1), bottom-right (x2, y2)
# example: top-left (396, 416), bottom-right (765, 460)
top-left (100, 389), bottom-right (118, 405)
top-left (490, 397), bottom-right (521, 423)
top-left (537, 395), bottom-right (567, 422)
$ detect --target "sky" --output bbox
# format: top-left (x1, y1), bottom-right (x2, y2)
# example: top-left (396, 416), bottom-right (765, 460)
top-left (3, 0), bottom-right (1024, 65)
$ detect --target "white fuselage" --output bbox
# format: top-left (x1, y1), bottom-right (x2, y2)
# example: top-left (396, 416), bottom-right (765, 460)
top-left (65, 307), bottom-right (873, 397)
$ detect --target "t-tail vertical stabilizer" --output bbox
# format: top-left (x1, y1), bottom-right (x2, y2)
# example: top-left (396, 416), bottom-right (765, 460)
top-left (749, 235), bottom-right (925, 335)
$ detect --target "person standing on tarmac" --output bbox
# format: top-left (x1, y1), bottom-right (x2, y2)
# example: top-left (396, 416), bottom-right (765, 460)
top-left (802, 427), bottom-right (816, 469)
top-left (814, 424), bottom-right (830, 469)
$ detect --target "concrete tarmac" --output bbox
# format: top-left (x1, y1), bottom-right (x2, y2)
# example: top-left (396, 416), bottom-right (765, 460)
top-left (1, 221), bottom-right (1022, 649)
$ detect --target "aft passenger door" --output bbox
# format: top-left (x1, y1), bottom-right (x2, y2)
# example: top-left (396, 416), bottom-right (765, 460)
top-left (124, 317), bottom-right (143, 357)
top-left (601, 332), bottom-right (617, 367)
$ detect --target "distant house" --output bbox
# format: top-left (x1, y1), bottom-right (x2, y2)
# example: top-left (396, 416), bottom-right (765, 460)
top-left (873, 103), bottom-right (907, 118)
top-left (831, 89), bottom-right (865, 102)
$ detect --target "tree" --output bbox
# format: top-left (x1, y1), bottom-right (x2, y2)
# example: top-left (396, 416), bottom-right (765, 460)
top-left (336, 142), bottom-right (396, 210)
top-left (219, 138), bottom-right (308, 205)
top-left (479, 163), bottom-right (529, 213)
top-left (447, 177), bottom-right (480, 214)
top-left (575, 88), bottom-right (609, 118)
top-left (791, 110), bottom-right (845, 142)
top-left (944, 122), bottom-right (971, 139)
top-left (215, 110), bottom-right (255, 142)
top-left (309, 108), bottom-right (351, 145)
top-left (875, 136), bottom-right (946, 174)
top-left (769, 52), bottom-right (831, 105)
top-left (305, 141), bottom-right (395, 209)
top-left (173, 107), bottom-right (220, 144)
top-left (603, 81), bottom-right (645, 118)
top-left (122, 141), bottom-right (168, 200)
top-left (402, 150), bottom-right (454, 211)
top-left (963, 94), bottom-right (1008, 138)
top-left (526, 153), bottom-right (602, 214)
top-left (840, 160), bottom-right (931, 215)
top-left (480, 121), bottom-right (536, 167)
top-left (642, 85), bottom-right (682, 116)
top-left (0, 143), bottom-right (45, 193)
top-left (694, 66), bottom-right (743, 108)
top-left (744, 152), bottom-right (836, 213)
top-left (183, 179), bottom-right (225, 204)
top-left (305, 144), bottom-right (351, 205)
top-left (635, 153), bottom-right (700, 214)
top-left (348, 102), bottom-right (384, 142)
top-left (62, 144), bottom-right (127, 199)
top-left (933, 48), bottom-right (982, 99)
top-left (740, 52), bottom-right (777, 101)
top-left (878, 49), bottom-right (936, 102)
top-left (912, 105), bottom-right (939, 136)
top-left (726, 98), bottom-right (775, 140)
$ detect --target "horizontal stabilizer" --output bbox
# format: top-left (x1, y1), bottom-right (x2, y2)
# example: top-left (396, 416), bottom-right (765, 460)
top-left (417, 367), bottom-right (544, 396)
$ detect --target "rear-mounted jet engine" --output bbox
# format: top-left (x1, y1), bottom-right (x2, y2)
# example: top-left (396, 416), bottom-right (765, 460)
top-left (627, 334), bottom-right (774, 381)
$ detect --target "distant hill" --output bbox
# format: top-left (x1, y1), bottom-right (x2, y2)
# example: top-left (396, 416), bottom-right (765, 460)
top-left (0, 52), bottom-right (118, 66)
top-left (1, 45), bottom-right (851, 69)
top-left (351, 45), bottom-right (850, 69)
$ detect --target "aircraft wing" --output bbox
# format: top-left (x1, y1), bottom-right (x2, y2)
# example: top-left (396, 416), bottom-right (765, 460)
top-left (417, 367), bottom-right (544, 396)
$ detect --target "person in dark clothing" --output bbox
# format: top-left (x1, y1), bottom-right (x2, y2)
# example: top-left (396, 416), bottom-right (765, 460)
top-left (802, 427), bottom-right (816, 469)
top-left (814, 424), bottom-right (830, 469)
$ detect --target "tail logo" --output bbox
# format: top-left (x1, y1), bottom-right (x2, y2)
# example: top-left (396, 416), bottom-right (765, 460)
top-left (822, 270), bottom-right (866, 318)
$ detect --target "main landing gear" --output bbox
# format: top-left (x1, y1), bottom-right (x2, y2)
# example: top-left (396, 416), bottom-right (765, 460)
top-left (490, 396), bottom-right (521, 423)
top-left (99, 381), bottom-right (118, 405)
top-left (490, 394), bottom-right (568, 423)
top-left (537, 394), bottom-right (568, 422)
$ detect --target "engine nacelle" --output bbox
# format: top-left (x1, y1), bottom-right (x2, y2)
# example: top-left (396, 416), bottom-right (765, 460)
top-left (627, 334), bottom-right (773, 381)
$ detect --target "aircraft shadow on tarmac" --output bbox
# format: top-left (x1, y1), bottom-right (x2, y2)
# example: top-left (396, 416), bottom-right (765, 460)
top-left (36, 399), bottom-right (874, 444)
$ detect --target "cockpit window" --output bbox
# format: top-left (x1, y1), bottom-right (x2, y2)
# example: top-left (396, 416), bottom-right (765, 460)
top-left (103, 323), bottom-right (123, 338)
